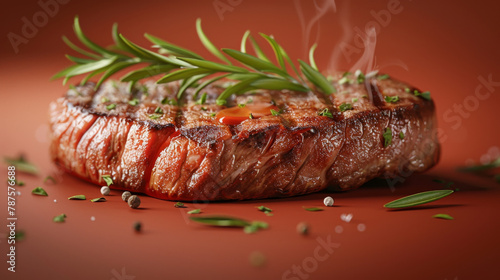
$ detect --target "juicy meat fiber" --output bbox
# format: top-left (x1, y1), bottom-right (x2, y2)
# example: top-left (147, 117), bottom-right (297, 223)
top-left (49, 75), bottom-right (440, 201)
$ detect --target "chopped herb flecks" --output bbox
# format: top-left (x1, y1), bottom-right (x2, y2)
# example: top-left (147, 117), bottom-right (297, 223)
top-left (338, 103), bottom-right (353, 112)
top-left (318, 108), bottom-right (333, 118)
top-left (385, 96), bottom-right (400, 103)
top-left (383, 128), bottom-right (392, 147)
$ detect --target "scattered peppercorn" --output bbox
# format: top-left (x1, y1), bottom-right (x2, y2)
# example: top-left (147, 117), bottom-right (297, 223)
top-left (133, 221), bottom-right (142, 232)
top-left (128, 195), bottom-right (141, 209)
top-left (100, 186), bottom-right (110, 196)
top-left (122, 191), bottom-right (131, 202)
top-left (323, 196), bottom-right (334, 207)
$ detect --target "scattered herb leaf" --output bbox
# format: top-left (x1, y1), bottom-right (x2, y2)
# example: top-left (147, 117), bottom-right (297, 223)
top-left (249, 113), bottom-right (254, 119)
top-left (53, 214), bottom-right (67, 223)
top-left (257, 206), bottom-right (273, 215)
top-left (106, 104), bottom-right (116, 110)
top-left (14, 230), bottom-right (25, 241)
top-left (4, 155), bottom-right (39, 175)
top-left (187, 209), bottom-right (201, 214)
top-left (44, 175), bottom-right (56, 184)
top-left (32, 187), bottom-right (48, 196)
top-left (189, 215), bottom-right (251, 227)
top-left (399, 131), bottom-right (405, 139)
top-left (68, 195), bottom-right (86, 200)
top-left (90, 197), bottom-right (106, 202)
top-left (303, 207), bottom-right (324, 212)
top-left (244, 221), bottom-right (269, 234)
top-left (384, 190), bottom-right (454, 209)
top-left (432, 214), bottom-right (454, 220)
top-left (174, 202), bottom-right (186, 208)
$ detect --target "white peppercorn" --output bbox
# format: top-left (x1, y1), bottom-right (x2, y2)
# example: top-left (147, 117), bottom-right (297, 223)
top-left (100, 186), bottom-right (110, 196)
top-left (122, 191), bottom-right (131, 202)
top-left (323, 196), bottom-right (334, 207)
top-left (128, 195), bottom-right (141, 209)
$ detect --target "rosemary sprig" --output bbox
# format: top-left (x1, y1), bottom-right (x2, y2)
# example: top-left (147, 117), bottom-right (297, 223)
top-left (54, 16), bottom-right (334, 105)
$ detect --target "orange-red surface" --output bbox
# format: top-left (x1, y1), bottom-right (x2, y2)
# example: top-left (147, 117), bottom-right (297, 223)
top-left (1, 0), bottom-right (500, 279)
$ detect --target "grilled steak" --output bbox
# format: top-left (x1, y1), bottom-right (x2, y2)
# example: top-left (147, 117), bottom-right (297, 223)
top-left (49, 73), bottom-right (440, 201)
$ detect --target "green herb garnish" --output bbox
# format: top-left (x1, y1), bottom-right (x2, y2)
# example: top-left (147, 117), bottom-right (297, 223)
top-left (352, 98), bottom-right (358, 103)
top-left (338, 77), bottom-right (351, 85)
top-left (53, 214), bottom-right (67, 223)
top-left (377, 74), bottom-right (390, 80)
top-left (161, 97), bottom-right (177, 105)
top-left (196, 92), bottom-right (207, 105)
top-left (355, 70), bottom-right (365, 83)
top-left (14, 230), bottom-right (25, 241)
top-left (303, 207), bottom-right (324, 211)
top-left (101, 97), bottom-right (110, 103)
top-left (91, 197), bottom-right (106, 202)
top-left (384, 190), bottom-right (454, 209)
top-left (4, 155), bottom-right (39, 175)
top-left (154, 107), bottom-right (164, 114)
top-left (187, 209), bottom-right (201, 214)
top-left (318, 108), bottom-right (333, 118)
top-left (399, 131), bottom-right (405, 139)
top-left (189, 215), bottom-right (251, 227)
top-left (243, 221), bottom-right (269, 234)
top-left (414, 90), bottom-right (431, 100)
top-left (53, 17), bottom-right (334, 105)
top-left (257, 206), bottom-right (273, 216)
top-left (384, 96), bottom-right (400, 103)
top-left (128, 98), bottom-right (139, 106)
top-left (32, 187), bottom-right (48, 196)
top-left (174, 202), bottom-right (186, 208)
top-left (68, 195), bottom-right (86, 200)
top-left (149, 114), bottom-right (162, 119)
top-left (338, 103), bottom-right (352, 112)
top-left (383, 128), bottom-right (392, 147)
top-left (106, 104), bottom-right (116, 110)
top-left (270, 109), bottom-right (281, 116)
top-left (44, 175), bottom-right (56, 184)
top-left (432, 214), bottom-right (454, 220)
top-left (102, 175), bottom-right (113, 186)
top-left (249, 113), bottom-right (254, 119)
top-left (210, 112), bottom-right (217, 117)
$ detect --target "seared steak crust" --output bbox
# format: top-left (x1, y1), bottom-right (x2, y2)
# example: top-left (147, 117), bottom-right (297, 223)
top-left (49, 74), bottom-right (440, 200)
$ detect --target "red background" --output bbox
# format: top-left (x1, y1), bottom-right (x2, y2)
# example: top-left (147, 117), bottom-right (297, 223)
top-left (1, 0), bottom-right (499, 279)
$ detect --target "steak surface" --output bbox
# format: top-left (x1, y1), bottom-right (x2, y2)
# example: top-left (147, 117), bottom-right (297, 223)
top-left (49, 73), bottom-right (440, 201)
